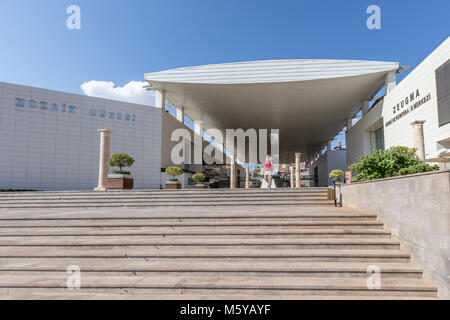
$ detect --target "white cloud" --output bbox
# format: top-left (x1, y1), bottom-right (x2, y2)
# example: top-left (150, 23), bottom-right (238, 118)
top-left (80, 80), bottom-right (155, 106)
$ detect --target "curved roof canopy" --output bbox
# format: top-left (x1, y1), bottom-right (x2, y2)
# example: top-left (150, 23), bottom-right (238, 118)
top-left (145, 59), bottom-right (399, 162)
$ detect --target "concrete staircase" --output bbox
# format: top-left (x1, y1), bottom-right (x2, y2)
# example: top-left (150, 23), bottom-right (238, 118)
top-left (0, 189), bottom-right (438, 299)
top-left (0, 188), bottom-right (332, 208)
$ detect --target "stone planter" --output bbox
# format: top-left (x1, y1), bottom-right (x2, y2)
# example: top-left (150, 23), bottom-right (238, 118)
top-left (165, 181), bottom-right (181, 189)
top-left (106, 174), bottom-right (134, 190)
top-left (326, 187), bottom-right (336, 200)
top-left (194, 184), bottom-right (206, 189)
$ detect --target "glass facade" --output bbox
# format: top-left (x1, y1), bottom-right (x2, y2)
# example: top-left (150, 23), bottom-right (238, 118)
top-left (375, 127), bottom-right (385, 150)
top-left (436, 59), bottom-right (450, 127)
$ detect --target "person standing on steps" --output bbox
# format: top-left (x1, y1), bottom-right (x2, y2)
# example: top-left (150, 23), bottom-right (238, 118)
top-left (263, 154), bottom-right (274, 188)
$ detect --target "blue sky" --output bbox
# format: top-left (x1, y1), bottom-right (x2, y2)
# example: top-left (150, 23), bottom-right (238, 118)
top-left (0, 0), bottom-right (448, 94)
top-left (0, 0), bottom-right (448, 150)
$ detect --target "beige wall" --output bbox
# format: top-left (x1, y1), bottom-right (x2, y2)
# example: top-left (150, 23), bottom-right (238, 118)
top-left (341, 170), bottom-right (450, 299)
top-left (382, 38), bottom-right (450, 157)
top-left (346, 100), bottom-right (384, 168)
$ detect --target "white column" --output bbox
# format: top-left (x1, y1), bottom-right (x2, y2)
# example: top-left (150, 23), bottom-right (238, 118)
top-left (245, 167), bottom-right (250, 189)
top-left (94, 129), bottom-right (112, 192)
top-left (346, 118), bottom-right (353, 132)
top-left (193, 121), bottom-right (203, 166)
top-left (230, 153), bottom-right (236, 189)
top-left (295, 153), bottom-right (301, 188)
top-left (385, 71), bottom-right (397, 94)
top-left (194, 121), bottom-right (202, 136)
top-left (155, 90), bottom-right (166, 109)
top-left (411, 120), bottom-right (426, 160)
top-left (176, 106), bottom-right (185, 123)
top-left (290, 166), bottom-right (295, 188)
top-left (362, 100), bottom-right (370, 115)
top-left (327, 141), bottom-right (332, 152)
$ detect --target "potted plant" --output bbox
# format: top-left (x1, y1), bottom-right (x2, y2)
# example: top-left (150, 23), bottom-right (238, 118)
top-left (329, 169), bottom-right (345, 183)
top-left (329, 169), bottom-right (344, 206)
top-left (107, 153), bottom-right (135, 189)
top-left (165, 166), bottom-right (184, 189)
top-left (192, 172), bottom-right (206, 189)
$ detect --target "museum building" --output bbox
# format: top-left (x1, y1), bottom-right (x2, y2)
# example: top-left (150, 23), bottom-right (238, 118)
top-left (0, 37), bottom-right (448, 190)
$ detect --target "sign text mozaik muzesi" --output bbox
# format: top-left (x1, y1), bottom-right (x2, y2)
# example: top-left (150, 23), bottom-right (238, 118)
top-left (15, 98), bottom-right (136, 122)
top-left (385, 89), bottom-right (432, 128)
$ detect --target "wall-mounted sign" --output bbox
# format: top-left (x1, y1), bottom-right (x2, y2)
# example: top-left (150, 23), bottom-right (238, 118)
top-left (345, 171), bottom-right (352, 184)
top-left (89, 109), bottom-right (135, 121)
top-left (15, 98), bottom-right (76, 113)
top-left (15, 98), bottom-right (136, 122)
top-left (385, 89), bottom-right (432, 128)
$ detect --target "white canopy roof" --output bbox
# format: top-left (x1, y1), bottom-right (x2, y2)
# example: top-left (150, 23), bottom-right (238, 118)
top-left (145, 59), bottom-right (399, 162)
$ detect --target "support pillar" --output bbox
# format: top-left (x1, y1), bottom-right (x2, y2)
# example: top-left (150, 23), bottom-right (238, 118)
top-left (245, 167), bottom-right (250, 189)
top-left (176, 106), bottom-right (185, 123)
top-left (94, 129), bottom-right (112, 192)
top-left (155, 90), bottom-right (166, 110)
top-left (327, 141), bottom-right (333, 152)
top-left (230, 153), bottom-right (236, 189)
top-left (346, 118), bottom-right (353, 132)
top-left (295, 153), bottom-right (301, 188)
top-left (290, 166), bottom-right (295, 188)
top-left (385, 71), bottom-right (397, 94)
top-left (362, 100), bottom-right (370, 115)
top-left (193, 121), bottom-right (202, 166)
top-left (411, 120), bottom-right (426, 160)
top-left (194, 121), bottom-right (202, 136)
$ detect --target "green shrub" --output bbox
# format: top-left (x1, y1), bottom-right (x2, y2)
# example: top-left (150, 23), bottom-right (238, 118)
top-left (398, 163), bottom-right (440, 176)
top-left (329, 170), bottom-right (345, 180)
top-left (192, 173), bottom-right (206, 184)
top-left (113, 170), bottom-right (131, 175)
top-left (165, 166), bottom-right (184, 182)
top-left (109, 154), bottom-right (135, 175)
top-left (351, 146), bottom-right (439, 181)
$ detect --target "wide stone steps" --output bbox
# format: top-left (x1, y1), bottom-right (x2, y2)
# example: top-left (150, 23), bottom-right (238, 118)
top-left (0, 188), bottom-right (333, 208)
top-left (0, 219), bottom-right (382, 227)
top-left (0, 260), bottom-right (423, 278)
top-left (0, 275), bottom-right (437, 297)
top-left (0, 237), bottom-right (401, 249)
top-left (0, 188), bottom-right (329, 196)
top-left (0, 191), bottom-right (438, 299)
top-left (1, 292), bottom-right (438, 300)
top-left (0, 189), bottom-right (327, 197)
top-left (0, 228), bottom-right (390, 240)
top-left (0, 248), bottom-right (412, 262)
top-left (0, 227), bottom-right (390, 243)
top-left (0, 213), bottom-right (379, 223)
top-left (0, 193), bottom-right (327, 201)
top-left (0, 200), bottom-right (334, 209)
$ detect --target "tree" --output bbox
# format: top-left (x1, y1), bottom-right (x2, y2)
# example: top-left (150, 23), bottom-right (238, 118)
top-left (192, 172), bottom-right (206, 184)
top-left (109, 153), bottom-right (135, 175)
top-left (165, 166), bottom-right (184, 182)
top-left (351, 147), bottom-right (439, 181)
top-left (329, 170), bottom-right (345, 181)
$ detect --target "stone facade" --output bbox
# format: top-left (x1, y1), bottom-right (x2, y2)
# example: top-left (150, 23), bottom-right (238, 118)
top-left (341, 170), bottom-right (450, 299)
top-left (0, 82), bottom-right (162, 190)
top-left (382, 38), bottom-right (450, 156)
top-left (346, 100), bottom-right (384, 168)
top-left (347, 37), bottom-right (450, 169)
